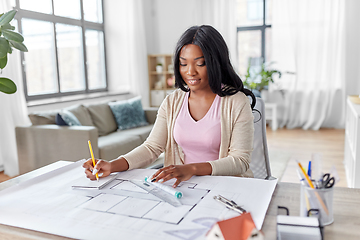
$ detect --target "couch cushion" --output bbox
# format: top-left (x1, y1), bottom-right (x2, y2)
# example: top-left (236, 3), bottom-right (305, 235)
top-left (87, 103), bottom-right (117, 136)
top-left (29, 111), bottom-right (58, 125)
top-left (109, 96), bottom-right (149, 130)
top-left (98, 132), bottom-right (143, 160)
top-left (65, 104), bottom-right (94, 126)
top-left (117, 124), bottom-right (153, 142)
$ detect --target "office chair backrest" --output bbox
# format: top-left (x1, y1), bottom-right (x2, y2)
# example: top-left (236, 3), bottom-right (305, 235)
top-left (249, 97), bottom-right (272, 179)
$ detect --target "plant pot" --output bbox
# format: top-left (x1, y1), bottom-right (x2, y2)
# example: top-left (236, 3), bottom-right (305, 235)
top-left (156, 65), bottom-right (163, 73)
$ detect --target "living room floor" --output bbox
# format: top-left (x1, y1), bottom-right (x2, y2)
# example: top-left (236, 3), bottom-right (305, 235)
top-left (266, 127), bottom-right (347, 187)
top-left (0, 127), bottom-right (347, 187)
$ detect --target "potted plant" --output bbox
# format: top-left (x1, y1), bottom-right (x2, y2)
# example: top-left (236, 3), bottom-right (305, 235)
top-left (156, 63), bottom-right (163, 73)
top-left (0, 9), bottom-right (28, 94)
top-left (243, 60), bottom-right (282, 100)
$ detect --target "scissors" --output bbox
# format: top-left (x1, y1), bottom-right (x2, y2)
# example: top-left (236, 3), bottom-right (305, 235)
top-left (321, 173), bottom-right (335, 188)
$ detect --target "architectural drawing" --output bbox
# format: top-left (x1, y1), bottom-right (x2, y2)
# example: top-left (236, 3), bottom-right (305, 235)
top-left (75, 177), bottom-right (210, 225)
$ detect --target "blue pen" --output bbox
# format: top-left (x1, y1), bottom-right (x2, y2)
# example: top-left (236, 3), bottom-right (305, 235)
top-left (307, 161), bottom-right (312, 179)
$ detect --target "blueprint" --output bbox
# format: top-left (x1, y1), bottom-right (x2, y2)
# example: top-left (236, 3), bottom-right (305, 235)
top-left (0, 160), bottom-right (277, 240)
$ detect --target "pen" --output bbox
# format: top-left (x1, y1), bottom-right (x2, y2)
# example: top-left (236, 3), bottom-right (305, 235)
top-left (296, 160), bottom-right (329, 215)
top-left (307, 161), bottom-right (312, 179)
top-left (213, 195), bottom-right (246, 214)
top-left (88, 140), bottom-right (99, 182)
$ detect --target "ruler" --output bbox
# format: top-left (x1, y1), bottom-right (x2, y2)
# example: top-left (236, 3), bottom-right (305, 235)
top-left (130, 179), bottom-right (182, 207)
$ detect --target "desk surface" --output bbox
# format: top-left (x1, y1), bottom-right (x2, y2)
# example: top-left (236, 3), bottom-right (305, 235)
top-left (1, 162), bottom-right (360, 240)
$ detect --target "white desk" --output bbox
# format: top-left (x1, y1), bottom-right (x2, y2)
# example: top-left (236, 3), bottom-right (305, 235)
top-left (1, 163), bottom-right (360, 239)
top-left (0, 161), bottom-right (276, 240)
top-left (265, 103), bottom-right (278, 131)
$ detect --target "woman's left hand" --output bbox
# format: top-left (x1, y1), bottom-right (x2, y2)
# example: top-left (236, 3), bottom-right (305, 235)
top-left (151, 164), bottom-right (196, 188)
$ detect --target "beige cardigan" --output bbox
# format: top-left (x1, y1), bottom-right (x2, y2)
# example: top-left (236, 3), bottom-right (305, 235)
top-left (122, 89), bottom-right (254, 177)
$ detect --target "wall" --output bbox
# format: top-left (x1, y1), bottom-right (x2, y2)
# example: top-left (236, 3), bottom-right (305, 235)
top-left (143, 0), bottom-right (205, 54)
top-left (345, 0), bottom-right (360, 96)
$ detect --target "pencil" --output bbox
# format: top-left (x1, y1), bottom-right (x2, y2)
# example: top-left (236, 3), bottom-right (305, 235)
top-left (297, 160), bottom-right (329, 215)
top-left (88, 140), bottom-right (99, 181)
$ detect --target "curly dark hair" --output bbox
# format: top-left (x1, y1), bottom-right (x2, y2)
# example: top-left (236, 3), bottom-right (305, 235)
top-left (173, 25), bottom-right (256, 109)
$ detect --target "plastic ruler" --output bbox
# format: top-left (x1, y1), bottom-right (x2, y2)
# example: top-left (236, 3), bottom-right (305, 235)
top-left (129, 179), bottom-right (182, 207)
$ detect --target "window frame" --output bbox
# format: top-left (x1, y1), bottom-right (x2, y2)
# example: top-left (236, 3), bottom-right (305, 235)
top-left (237, 0), bottom-right (271, 65)
top-left (13, 0), bottom-right (108, 101)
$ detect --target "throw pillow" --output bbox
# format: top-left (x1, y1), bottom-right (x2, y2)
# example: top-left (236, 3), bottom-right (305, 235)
top-left (56, 110), bottom-right (81, 126)
top-left (87, 103), bottom-right (117, 136)
top-left (65, 104), bottom-right (94, 126)
top-left (109, 96), bottom-right (149, 130)
top-left (55, 113), bottom-right (68, 126)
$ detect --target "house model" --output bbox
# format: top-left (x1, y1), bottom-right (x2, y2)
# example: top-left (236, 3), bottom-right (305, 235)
top-left (206, 212), bottom-right (264, 240)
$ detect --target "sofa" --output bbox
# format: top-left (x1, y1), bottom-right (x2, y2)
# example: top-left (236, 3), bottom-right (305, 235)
top-left (16, 97), bottom-right (159, 174)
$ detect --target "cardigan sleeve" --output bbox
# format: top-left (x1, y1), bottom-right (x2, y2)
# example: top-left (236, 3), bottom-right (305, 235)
top-left (208, 95), bottom-right (254, 177)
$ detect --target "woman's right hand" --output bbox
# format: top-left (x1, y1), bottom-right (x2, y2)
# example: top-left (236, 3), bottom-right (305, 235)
top-left (82, 158), bottom-right (111, 180)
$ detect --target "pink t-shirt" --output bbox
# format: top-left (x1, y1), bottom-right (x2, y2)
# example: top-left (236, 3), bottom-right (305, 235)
top-left (173, 92), bottom-right (221, 164)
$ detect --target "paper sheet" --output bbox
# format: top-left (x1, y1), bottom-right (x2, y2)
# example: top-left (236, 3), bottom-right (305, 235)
top-left (0, 160), bottom-right (277, 240)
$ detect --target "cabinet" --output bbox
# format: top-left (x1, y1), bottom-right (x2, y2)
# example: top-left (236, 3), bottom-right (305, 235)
top-left (148, 54), bottom-right (176, 106)
top-left (344, 97), bottom-right (360, 188)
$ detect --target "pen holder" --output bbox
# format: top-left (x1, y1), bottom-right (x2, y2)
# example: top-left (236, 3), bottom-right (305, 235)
top-left (300, 185), bottom-right (334, 226)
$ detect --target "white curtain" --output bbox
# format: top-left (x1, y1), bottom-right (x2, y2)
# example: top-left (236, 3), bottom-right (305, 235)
top-left (271, 0), bottom-right (345, 130)
top-left (104, 0), bottom-right (149, 107)
top-left (209, 0), bottom-right (237, 70)
top-left (0, 1), bottom-right (31, 176)
top-left (196, 0), bottom-right (238, 71)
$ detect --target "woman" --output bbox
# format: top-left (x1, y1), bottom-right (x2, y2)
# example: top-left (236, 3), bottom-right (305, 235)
top-left (83, 25), bottom-right (256, 187)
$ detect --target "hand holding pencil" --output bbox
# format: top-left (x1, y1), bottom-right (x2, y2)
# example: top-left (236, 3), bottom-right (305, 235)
top-left (82, 141), bottom-right (112, 181)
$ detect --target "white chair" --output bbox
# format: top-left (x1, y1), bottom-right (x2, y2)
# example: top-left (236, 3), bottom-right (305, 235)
top-left (249, 97), bottom-right (273, 179)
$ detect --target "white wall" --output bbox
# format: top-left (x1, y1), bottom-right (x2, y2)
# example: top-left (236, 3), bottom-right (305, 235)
top-left (103, 0), bottom-right (132, 93)
top-left (345, 0), bottom-right (360, 96)
top-left (143, 0), bottom-right (205, 54)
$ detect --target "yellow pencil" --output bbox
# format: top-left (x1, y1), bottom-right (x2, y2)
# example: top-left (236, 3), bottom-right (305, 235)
top-left (88, 140), bottom-right (99, 181)
top-left (297, 160), bottom-right (329, 215)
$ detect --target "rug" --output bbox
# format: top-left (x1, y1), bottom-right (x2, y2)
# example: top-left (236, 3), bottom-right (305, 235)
top-left (268, 150), bottom-right (292, 180)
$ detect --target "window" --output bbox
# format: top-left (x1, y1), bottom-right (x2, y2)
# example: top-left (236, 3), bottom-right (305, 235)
top-left (236, 0), bottom-right (272, 75)
top-left (14, 0), bottom-right (107, 101)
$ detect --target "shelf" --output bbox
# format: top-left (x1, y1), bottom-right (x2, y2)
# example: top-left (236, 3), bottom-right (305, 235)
top-left (148, 54), bottom-right (175, 107)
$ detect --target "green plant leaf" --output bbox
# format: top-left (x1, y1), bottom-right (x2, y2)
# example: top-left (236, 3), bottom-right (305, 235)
top-left (7, 43), bottom-right (12, 54)
top-left (0, 54), bottom-right (7, 69)
top-left (1, 23), bottom-right (15, 31)
top-left (0, 77), bottom-right (17, 94)
top-left (2, 29), bottom-right (24, 42)
top-left (9, 40), bottom-right (28, 52)
top-left (0, 10), bottom-right (17, 26)
top-left (0, 37), bottom-right (9, 58)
